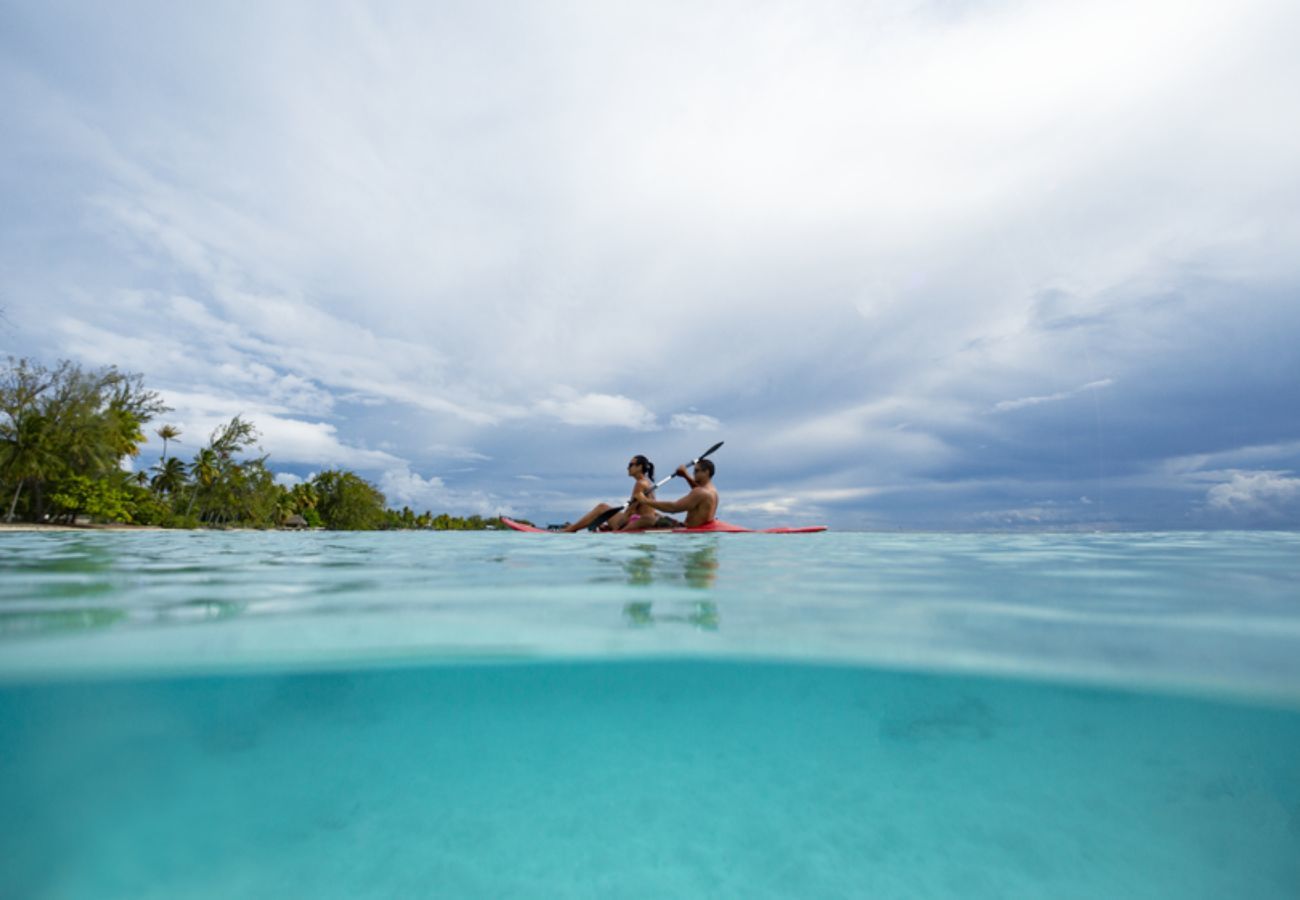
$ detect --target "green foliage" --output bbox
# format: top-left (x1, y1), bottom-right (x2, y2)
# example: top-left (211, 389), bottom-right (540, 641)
top-left (150, 456), bottom-right (187, 495)
top-left (382, 510), bottom-right (509, 530)
top-left (183, 417), bottom-right (283, 527)
top-left (312, 469), bottom-right (388, 530)
top-left (48, 475), bottom-right (134, 524)
top-left (1, 357), bottom-right (167, 522)
top-left (125, 489), bottom-right (174, 527)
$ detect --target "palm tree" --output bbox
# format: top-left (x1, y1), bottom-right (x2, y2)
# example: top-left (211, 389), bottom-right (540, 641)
top-left (151, 456), bottom-right (187, 496)
top-left (274, 487), bottom-right (297, 525)
top-left (156, 424), bottom-right (181, 463)
top-left (185, 448), bottom-right (220, 518)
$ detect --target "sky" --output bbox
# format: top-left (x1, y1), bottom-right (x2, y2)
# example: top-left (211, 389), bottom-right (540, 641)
top-left (2, 0), bottom-right (1298, 529)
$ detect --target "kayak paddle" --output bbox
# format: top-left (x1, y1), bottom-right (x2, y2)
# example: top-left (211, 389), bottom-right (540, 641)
top-left (587, 441), bottom-right (724, 531)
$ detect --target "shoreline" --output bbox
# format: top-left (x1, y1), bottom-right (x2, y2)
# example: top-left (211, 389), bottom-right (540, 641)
top-left (0, 522), bottom-right (171, 532)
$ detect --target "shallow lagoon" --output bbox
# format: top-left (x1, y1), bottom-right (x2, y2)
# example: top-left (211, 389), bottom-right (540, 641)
top-left (2, 531), bottom-right (1299, 898)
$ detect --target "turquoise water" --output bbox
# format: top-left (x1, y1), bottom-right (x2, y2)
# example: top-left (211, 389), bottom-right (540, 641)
top-left (2, 531), bottom-right (1299, 898)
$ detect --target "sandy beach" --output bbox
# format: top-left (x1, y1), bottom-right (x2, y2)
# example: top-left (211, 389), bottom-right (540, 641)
top-left (0, 523), bottom-right (170, 532)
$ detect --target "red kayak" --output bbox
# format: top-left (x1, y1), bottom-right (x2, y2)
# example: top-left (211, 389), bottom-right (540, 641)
top-left (500, 516), bottom-right (826, 534)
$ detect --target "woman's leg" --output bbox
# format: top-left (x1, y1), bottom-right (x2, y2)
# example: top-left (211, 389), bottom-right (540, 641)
top-left (562, 503), bottom-right (615, 532)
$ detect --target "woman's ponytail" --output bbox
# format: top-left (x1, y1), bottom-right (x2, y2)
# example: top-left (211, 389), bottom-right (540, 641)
top-left (633, 454), bottom-right (655, 480)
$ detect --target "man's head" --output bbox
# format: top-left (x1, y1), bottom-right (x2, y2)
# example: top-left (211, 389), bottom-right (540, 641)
top-left (694, 458), bottom-right (715, 482)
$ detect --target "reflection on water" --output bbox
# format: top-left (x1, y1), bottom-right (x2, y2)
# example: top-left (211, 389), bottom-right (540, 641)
top-left (623, 600), bottom-right (719, 630)
top-left (609, 542), bottom-right (719, 589)
top-left (0, 533), bottom-right (727, 641)
top-left (617, 542), bottom-right (720, 630)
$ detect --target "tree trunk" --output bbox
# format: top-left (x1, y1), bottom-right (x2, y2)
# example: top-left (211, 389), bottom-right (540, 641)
top-left (5, 480), bottom-right (22, 522)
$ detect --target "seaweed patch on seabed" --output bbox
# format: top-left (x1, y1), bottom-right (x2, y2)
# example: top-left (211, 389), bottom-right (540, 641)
top-left (877, 694), bottom-right (1000, 743)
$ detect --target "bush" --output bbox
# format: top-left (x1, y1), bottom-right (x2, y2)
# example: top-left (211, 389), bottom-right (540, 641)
top-left (48, 475), bottom-right (133, 524)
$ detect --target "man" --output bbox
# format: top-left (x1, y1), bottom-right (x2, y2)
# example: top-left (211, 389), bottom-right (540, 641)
top-left (632, 458), bottom-right (719, 528)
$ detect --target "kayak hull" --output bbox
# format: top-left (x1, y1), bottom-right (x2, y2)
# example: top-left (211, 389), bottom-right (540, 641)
top-left (500, 517), bottom-right (826, 534)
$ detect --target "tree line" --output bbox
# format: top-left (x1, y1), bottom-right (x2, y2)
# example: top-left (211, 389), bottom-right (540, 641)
top-left (0, 357), bottom-right (509, 530)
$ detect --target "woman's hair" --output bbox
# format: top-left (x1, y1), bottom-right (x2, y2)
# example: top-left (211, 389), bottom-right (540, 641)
top-left (632, 454), bottom-right (655, 480)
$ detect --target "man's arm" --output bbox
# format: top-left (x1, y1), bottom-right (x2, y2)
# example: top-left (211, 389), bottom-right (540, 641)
top-left (635, 486), bottom-right (701, 515)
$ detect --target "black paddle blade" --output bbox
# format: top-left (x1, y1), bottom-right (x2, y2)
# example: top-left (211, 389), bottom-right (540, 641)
top-left (697, 441), bottom-right (724, 462)
top-left (588, 504), bottom-right (625, 531)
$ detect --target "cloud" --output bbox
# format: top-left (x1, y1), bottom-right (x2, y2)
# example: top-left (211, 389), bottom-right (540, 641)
top-left (725, 497), bottom-right (798, 517)
top-left (378, 466), bottom-right (500, 516)
top-left (993, 379), bottom-right (1114, 413)
top-left (1205, 470), bottom-right (1300, 515)
top-left (726, 486), bottom-right (882, 518)
top-left (154, 388), bottom-right (402, 470)
top-left (427, 444), bottom-right (491, 462)
top-left (255, 418), bottom-right (401, 470)
top-left (669, 412), bottom-right (721, 431)
top-left (535, 390), bottom-right (657, 430)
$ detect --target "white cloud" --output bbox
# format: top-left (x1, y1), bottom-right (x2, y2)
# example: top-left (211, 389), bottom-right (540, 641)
top-left (724, 486), bottom-right (882, 519)
top-left (256, 418), bottom-right (401, 469)
top-left (993, 379), bottom-right (1114, 413)
top-left (1206, 470), bottom-right (1300, 514)
top-left (427, 444), bottom-right (491, 462)
top-left (378, 466), bottom-right (499, 516)
top-left (153, 387), bottom-right (402, 470)
top-left (725, 497), bottom-right (797, 517)
top-left (378, 468), bottom-right (446, 507)
top-left (669, 412), bottom-right (721, 431)
top-left (535, 390), bottom-right (657, 430)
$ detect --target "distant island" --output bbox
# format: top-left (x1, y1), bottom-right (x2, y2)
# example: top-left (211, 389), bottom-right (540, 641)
top-left (0, 357), bottom-right (520, 531)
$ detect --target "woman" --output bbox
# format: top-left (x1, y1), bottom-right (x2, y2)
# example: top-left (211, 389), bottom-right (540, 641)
top-left (562, 455), bottom-right (658, 532)
top-left (616, 454), bottom-right (665, 532)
